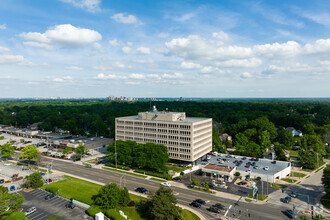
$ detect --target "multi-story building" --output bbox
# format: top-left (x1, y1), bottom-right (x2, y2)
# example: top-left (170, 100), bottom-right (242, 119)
top-left (115, 106), bottom-right (212, 163)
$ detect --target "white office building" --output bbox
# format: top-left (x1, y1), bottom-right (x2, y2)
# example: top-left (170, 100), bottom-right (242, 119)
top-left (115, 106), bottom-right (212, 163)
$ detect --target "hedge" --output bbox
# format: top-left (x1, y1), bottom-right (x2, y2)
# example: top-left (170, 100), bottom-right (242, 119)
top-left (105, 209), bottom-right (126, 220)
top-left (86, 205), bottom-right (103, 217)
top-left (105, 163), bottom-right (130, 171)
top-left (134, 170), bottom-right (172, 180)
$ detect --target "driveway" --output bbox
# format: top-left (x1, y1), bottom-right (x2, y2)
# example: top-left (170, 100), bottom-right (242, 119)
top-left (21, 189), bottom-right (89, 220)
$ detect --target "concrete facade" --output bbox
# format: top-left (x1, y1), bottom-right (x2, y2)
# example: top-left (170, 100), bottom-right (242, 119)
top-left (115, 106), bottom-right (212, 162)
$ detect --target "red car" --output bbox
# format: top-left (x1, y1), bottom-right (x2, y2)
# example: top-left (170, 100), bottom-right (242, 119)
top-left (237, 181), bottom-right (247, 185)
top-left (45, 179), bottom-right (53, 183)
top-left (207, 152), bottom-right (212, 155)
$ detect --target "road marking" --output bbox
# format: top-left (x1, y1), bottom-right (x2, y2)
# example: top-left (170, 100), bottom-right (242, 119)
top-left (289, 197), bottom-right (297, 204)
top-left (314, 179), bottom-right (322, 185)
top-left (29, 212), bottom-right (44, 220)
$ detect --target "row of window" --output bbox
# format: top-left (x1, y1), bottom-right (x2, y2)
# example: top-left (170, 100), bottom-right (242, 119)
top-left (194, 140), bottom-right (212, 153)
top-left (117, 126), bottom-right (191, 135)
top-left (194, 126), bottom-right (211, 135)
top-left (168, 147), bottom-right (191, 153)
top-left (168, 152), bottom-right (191, 160)
top-left (116, 120), bottom-right (191, 130)
top-left (194, 131), bottom-right (212, 141)
top-left (117, 131), bottom-right (191, 142)
top-left (193, 121), bottom-right (211, 129)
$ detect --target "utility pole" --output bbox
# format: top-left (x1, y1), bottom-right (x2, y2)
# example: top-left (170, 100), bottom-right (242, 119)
top-left (262, 181), bottom-right (263, 198)
top-left (291, 161), bottom-right (294, 183)
top-left (316, 152), bottom-right (319, 168)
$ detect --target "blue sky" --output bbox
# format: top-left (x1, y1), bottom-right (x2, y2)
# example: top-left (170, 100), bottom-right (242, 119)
top-left (0, 0), bottom-right (329, 98)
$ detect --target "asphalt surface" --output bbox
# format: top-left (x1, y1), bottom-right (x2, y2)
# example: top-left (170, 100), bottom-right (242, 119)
top-left (21, 189), bottom-right (87, 220)
top-left (39, 158), bottom-right (301, 220)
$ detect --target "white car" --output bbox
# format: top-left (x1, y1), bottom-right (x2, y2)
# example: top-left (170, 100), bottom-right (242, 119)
top-left (207, 156), bottom-right (211, 160)
top-left (161, 182), bottom-right (171, 187)
top-left (4, 163), bottom-right (12, 166)
top-left (264, 166), bottom-right (269, 171)
top-left (24, 206), bottom-right (36, 216)
top-left (212, 152), bottom-right (218, 156)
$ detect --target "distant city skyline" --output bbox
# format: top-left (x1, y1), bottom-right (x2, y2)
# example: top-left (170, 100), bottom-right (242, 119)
top-left (0, 0), bottom-right (329, 98)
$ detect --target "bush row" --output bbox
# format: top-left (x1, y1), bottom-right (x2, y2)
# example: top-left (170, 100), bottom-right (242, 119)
top-left (105, 163), bottom-right (130, 171)
top-left (134, 170), bottom-right (172, 180)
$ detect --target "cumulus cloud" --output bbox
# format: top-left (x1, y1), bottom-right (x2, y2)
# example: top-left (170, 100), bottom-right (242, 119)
top-left (304, 39), bottom-right (330, 54)
top-left (122, 46), bottom-right (131, 53)
top-left (216, 58), bottom-right (262, 68)
top-left (200, 66), bottom-right (223, 74)
top-left (253, 41), bottom-right (301, 58)
top-left (109, 39), bottom-right (120, 46)
top-left (20, 24), bottom-right (102, 48)
top-left (112, 61), bottom-right (126, 69)
top-left (162, 73), bottom-right (184, 79)
top-left (59, 0), bottom-right (101, 13)
top-left (53, 76), bottom-right (72, 82)
top-left (94, 73), bottom-right (127, 80)
top-left (93, 72), bottom-right (184, 82)
top-left (240, 72), bottom-right (252, 79)
top-left (111, 13), bottom-right (138, 24)
top-left (65, 66), bottom-right (83, 70)
top-left (0, 24), bottom-right (7, 30)
top-left (23, 41), bottom-right (53, 50)
top-left (212, 31), bottom-right (230, 41)
top-left (180, 61), bottom-right (202, 69)
top-left (0, 46), bottom-right (10, 54)
top-left (136, 47), bottom-right (151, 55)
top-left (0, 46), bottom-right (37, 66)
top-left (129, 73), bottom-right (145, 79)
top-left (133, 59), bottom-right (153, 64)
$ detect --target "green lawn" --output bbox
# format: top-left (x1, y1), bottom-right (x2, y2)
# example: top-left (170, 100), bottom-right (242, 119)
top-left (270, 183), bottom-right (287, 189)
top-left (102, 167), bottom-right (147, 178)
top-left (248, 194), bottom-right (268, 201)
top-left (167, 166), bottom-right (186, 173)
top-left (41, 175), bottom-right (102, 205)
top-left (288, 150), bottom-right (299, 156)
top-left (182, 209), bottom-right (200, 220)
top-left (281, 178), bottom-right (297, 183)
top-left (129, 194), bottom-right (148, 202)
top-left (292, 172), bottom-right (306, 178)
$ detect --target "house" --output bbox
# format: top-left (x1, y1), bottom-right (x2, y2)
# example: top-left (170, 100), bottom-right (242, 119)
top-left (287, 127), bottom-right (303, 137)
top-left (263, 149), bottom-right (290, 160)
top-left (219, 133), bottom-right (232, 143)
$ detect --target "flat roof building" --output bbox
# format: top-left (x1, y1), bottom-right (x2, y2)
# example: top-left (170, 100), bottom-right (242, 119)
top-left (115, 106), bottom-right (212, 163)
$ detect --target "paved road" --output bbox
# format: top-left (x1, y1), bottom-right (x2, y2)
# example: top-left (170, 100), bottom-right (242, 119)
top-left (40, 158), bottom-right (300, 220)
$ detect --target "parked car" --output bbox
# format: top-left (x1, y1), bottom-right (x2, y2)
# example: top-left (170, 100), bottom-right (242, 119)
top-left (65, 202), bottom-right (75, 209)
top-left (237, 181), bottom-right (247, 185)
top-left (85, 164), bottom-right (92, 168)
top-left (96, 160), bottom-right (103, 165)
top-left (45, 178), bottom-right (53, 183)
top-left (22, 167), bottom-right (31, 171)
top-left (290, 192), bottom-right (298, 198)
top-left (212, 203), bottom-right (226, 210)
top-left (4, 163), bottom-right (12, 166)
top-left (206, 156), bottom-right (211, 160)
top-left (189, 201), bottom-right (201, 208)
top-left (45, 193), bottom-right (56, 200)
top-left (24, 207), bottom-right (36, 216)
top-left (135, 187), bottom-right (148, 194)
top-left (264, 166), bottom-right (269, 171)
top-left (208, 183), bottom-right (215, 188)
top-left (254, 166), bottom-right (260, 169)
top-left (242, 157), bottom-right (246, 160)
top-left (212, 152), bottom-right (218, 156)
top-left (172, 177), bottom-right (181, 181)
top-left (161, 182), bottom-right (171, 187)
top-left (10, 186), bottom-right (15, 191)
top-left (194, 199), bottom-right (206, 205)
top-left (207, 206), bottom-right (221, 213)
top-left (0, 179), bottom-right (4, 184)
top-left (285, 209), bottom-right (297, 219)
top-left (281, 196), bottom-right (291, 203)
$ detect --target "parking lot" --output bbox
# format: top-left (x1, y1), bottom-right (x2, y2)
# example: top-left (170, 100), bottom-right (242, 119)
top-left (21, 189), bottom-right (88, 220)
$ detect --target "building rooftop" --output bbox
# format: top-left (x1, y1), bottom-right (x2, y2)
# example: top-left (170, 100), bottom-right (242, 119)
top-left (117, 115), bottom-right (209, 123)
top-left (203, 164), bottom-right (235, 173)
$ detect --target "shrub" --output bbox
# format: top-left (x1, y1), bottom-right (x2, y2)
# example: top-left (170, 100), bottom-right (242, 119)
top-left (135, 170), bottom-right (172, 180)
top-left (256, 176), bottom-right (261, 181)
top-left (5, 211), bottom-right (27, 220)
top-left (47, 217), bottom-right (62, 220)
top-left (105, 209), bottom-right (126, 220)
top-left (86, 205), bottom-right (102, 217)
top-left (180, 171), bottom-right (184, 176)
top-left (105, 163), bottom-right (130, 171)
top-left (191, 178), bottom-right (199, 187)
top-left (235, 172), bottom-right (240, 176)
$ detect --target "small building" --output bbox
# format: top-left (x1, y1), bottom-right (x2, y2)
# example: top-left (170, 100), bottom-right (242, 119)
top-left (263, 150), bottom-right (275, 160)
top-left (202, 164), bottom-right (236, 182)
top-left (219, 133), bottom-right (232, 143)
top-left (287, 127), bottom-right (303, 137)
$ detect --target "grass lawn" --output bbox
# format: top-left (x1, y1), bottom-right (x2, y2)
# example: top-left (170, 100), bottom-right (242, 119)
top-left (270, 183), bottom-right (287, 189)
top-left (150, 178), bottom-right (167, 182)
top-left (42, 175), bottom-right (102, 205)
top-left (129, 194), bottom-right (148, 202)
top-left (248, 194), bottom-right (268, 201)
top-left (102, 167), bottom-right (147, 178)
top-left (116, 207), bottom-right (145, 220)
top-left (167, 166), bottom-right (186, 173)
top-left (281, 178), bottom-right (297, 183)
top-left (288, 150), bottom-right (299, 156)
top-left (292, 172), bottom-right (306, 178)
top-left (182, 209), bottom-right (200, 220)
top-left (245, 198), bottom-right (252, 202)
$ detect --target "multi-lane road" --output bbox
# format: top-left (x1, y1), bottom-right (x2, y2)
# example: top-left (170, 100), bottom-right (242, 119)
top-left (39, 158), bottom-right (299, 220)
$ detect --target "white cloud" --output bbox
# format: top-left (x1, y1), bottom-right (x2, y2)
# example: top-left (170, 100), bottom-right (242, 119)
top-left (126, 81), bottom-right (140, 85)
top-left (180, 61), bottom-right (202, 69)
top-left (0, 24), bottom-right (7, 30)
top-left (0, 46), bottom-right (10, 54)
top-left (212, 31), bottom-right (230, 41)
top-left (127, 42), bottom-right (133, 46)
top-left (65, 66), bottom-right (83, 70)
top-left (53, 76), bottom-right (73, 82)
top-left (109, 39), bottom-right (120, 46)
top-left (20, 24), bottom-right (102, 48)
top-left (111, 13), bottom-right (138, 24)
top-left (200, 66), bottom-right (223, 74)
top-left (59, 0), bottom-right (101, 13)
top-left (216, 58), bottom-right (262, 68)
top-left (304, 39), bottom-right (330, 54)
top-left (129, 73), bottom-right (145, 79)
top-left (296, 11), bottom-right (330, 26)
top-left (240, 72), bottom-right (252, 79)
top-left (162, 73), bottom-right (184, 79)
top-left (53, 78), bottom-right (64, 82)
top-left (172, 13), bottom-right (195, 22)
top-left (122, 46), bottom-right (131, 53)
top-left (136, 47), bottom-right (151, 55)
top-left (253, 41), bottom-right (301, 58)
top-left (23, 41), bottom-right (53, 50)
top-left (112, 61), bottom-right (125, 69)
top-left (0, 54), bottom-right (24, 64)
top-left (94, 73), bottom-right (127, 80)
top-left (133, 59), bottom-right (153, 64)
top-left (158, 32), bottom-right (169, 38)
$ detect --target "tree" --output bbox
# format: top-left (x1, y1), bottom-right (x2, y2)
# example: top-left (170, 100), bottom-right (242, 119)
top-left (191, 178), bottom-right (199, 187)
top-left (92, 183), bottom-right (121, 210)
top-left (0, 186), bottom-right (24, 219)
top-left (75, 144), bottom-right (88, 157)
top-left (62, 147), bottom-right (71, 155)
top-left (274, 143), bottom-right (287, 161)
top-left (297, 149), bottom-right (317, 170)
top-left (234, 133), bottom-right (249, 151)
top-left (0, 144), bottom-right (15, 160)
top-left (23, 172), bottom-right (44, 189)
top-left (149, 186), bottom-right (182, 220)
top-left (19, 145), bottom-right (40, 165)
top-left (5, 211), bottom-right (27, 220)
top-left (277, 127), bottom-right (294, 149)
top-left (260, 130), bottom-right (271, 153)
top-left (321, 165), bottom-right (330, 194)
top-left (213, 128), bottom-right (226, 153)
top-left (119, 187), bottom-right (130, 206)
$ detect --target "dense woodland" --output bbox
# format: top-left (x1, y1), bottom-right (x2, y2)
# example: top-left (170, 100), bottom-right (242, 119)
top-left (0, 99), bottom-right (329, 168)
